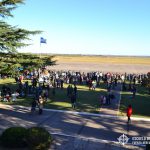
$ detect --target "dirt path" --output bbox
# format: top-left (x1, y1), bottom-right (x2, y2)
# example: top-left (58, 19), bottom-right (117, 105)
top-left (0, 104), bottom-right (149, 150)
top-left (50, 62), bottom-right (149, 73)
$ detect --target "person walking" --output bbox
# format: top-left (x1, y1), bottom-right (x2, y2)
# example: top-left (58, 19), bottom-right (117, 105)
top-left (127, 105), bottom-right (132, 123)
top-left (70, 92), bottom-right (76, 109)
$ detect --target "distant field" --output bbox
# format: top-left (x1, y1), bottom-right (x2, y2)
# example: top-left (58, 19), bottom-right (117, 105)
top-left (49, 55), bottom-right (150, 73)
top-left (54, 55), bottom-right (150, 65)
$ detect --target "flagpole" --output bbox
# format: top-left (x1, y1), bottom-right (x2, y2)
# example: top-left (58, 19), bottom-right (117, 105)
top-left (39, 38), bottom-right (42, 82)
top-left (40, 40), bottom-right (41, 58)
top-left (39, 37), bottom-right (46, 82)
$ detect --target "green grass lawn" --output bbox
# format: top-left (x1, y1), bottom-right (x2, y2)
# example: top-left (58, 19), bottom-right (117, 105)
top-left (0, 78), bottom-right (107, 113)
top-left (0, 78), bottom-right (33, 106)
top-left (46, 84), bottom-right (107, 113)
top-left (1, 78), bottom-right (150, 117)
top-left (120, 84), bottom-right (150, 118)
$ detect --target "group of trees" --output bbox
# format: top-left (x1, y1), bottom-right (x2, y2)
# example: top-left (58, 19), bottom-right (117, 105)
top-left (0, 0), bottom-right (55, 76)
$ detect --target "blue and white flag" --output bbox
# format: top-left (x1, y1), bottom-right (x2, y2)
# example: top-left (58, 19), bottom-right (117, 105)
top-left (40, 37), bottom-right (47, 44)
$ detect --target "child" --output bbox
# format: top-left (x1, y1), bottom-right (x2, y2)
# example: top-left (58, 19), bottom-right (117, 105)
top-left (38, 95), bottom-right (44, 115)
top-left (127, 105), bottom-right (133, 123)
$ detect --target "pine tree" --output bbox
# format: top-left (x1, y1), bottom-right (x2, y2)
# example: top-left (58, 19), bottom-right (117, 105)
top-left (0, 0), bottom-right (41, 52)
top-left (0, 52), bottom-right (56, 76)
top-left (0, 0), bottom-right (56, 76)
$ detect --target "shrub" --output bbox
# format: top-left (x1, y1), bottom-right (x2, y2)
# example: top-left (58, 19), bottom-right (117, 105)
top-left (146, 144), bottom-right (150, 150)
top-left (26, 127), bottom-right (52, 150)
top-left (0, 127), bottom-right (27, 148)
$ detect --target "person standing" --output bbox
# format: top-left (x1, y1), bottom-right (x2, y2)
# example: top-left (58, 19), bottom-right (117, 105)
top-left (70, 92), bottom-right (76, 109)
top-left (132, 86), bottom-right (137, 99)
top-left (127, 105), bottom-right (133, 123)
top-left (67, 85), bottom-right (71, 97)
top-left (74, 84), bottom-right (77, 97)
top-left (92, 80), bottom-right (96, 90)
top-left (88, 78), bottom-right (92, 90)
top-left (31, 98), bottom-right (37, 114)
top-left (38, 95), bottom-right (44, 115)
top-left (60, 78), bottom-right (64, 89)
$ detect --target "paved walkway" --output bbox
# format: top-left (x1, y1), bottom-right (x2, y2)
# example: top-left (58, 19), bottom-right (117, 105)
top-left (100, 82), bottom-right (122, 116)
top-left (0, 81), bottom-right (148, 150)
top-left (0, 104), bottom-right (149, 150)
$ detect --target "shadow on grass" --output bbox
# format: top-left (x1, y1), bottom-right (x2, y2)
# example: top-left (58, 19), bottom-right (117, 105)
top-left (1, 97), bottom-right (33, 107)
top-left (0, 79), bottom-right (17, 91)
top-left (120, 84), bottom-right (150, 117)
top-left (0, 79), bottom-right (107, 113)
top-left (45, 85), bottom-right (106, 113)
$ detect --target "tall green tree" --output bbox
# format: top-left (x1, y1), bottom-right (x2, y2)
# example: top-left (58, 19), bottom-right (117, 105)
top-left (0, 0), bottom-right (40, 52)
top-left (0, 0), bottom-right (56, 75)
top-left (0, 52), bottom-right (56, 76)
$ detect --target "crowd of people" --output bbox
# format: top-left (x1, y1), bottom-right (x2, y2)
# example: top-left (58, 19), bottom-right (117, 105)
top-left (0, 69), bottom-right (149, 115)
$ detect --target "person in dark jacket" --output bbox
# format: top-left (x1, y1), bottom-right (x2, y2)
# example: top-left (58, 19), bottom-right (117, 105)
top-left (74, 84), bottom-right (77, 97)
top-left (70, 92), bottom-right (76, 109)
top-left (132, 86), bottom-right (136, 99)
top-left (31, 99), bottom-right (37, 114)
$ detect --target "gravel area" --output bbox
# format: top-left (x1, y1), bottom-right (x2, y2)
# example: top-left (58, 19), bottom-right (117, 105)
top-left (50, 62), bottom-right (149, 73)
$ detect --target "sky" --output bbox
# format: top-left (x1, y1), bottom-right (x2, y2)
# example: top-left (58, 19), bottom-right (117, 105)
top-left (7, 0), bottom-right (150, 56)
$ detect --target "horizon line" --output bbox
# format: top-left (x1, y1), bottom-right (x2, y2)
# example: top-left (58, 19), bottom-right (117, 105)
top-left (20, 52), bottom-right (150, 57)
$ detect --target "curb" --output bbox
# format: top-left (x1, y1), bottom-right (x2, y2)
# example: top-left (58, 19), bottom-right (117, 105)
top-left (0, 104), bottom-right (150, 121)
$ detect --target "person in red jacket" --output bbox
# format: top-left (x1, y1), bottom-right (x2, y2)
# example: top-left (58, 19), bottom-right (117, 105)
top-left (127, 105), bottom-right (133, 123)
